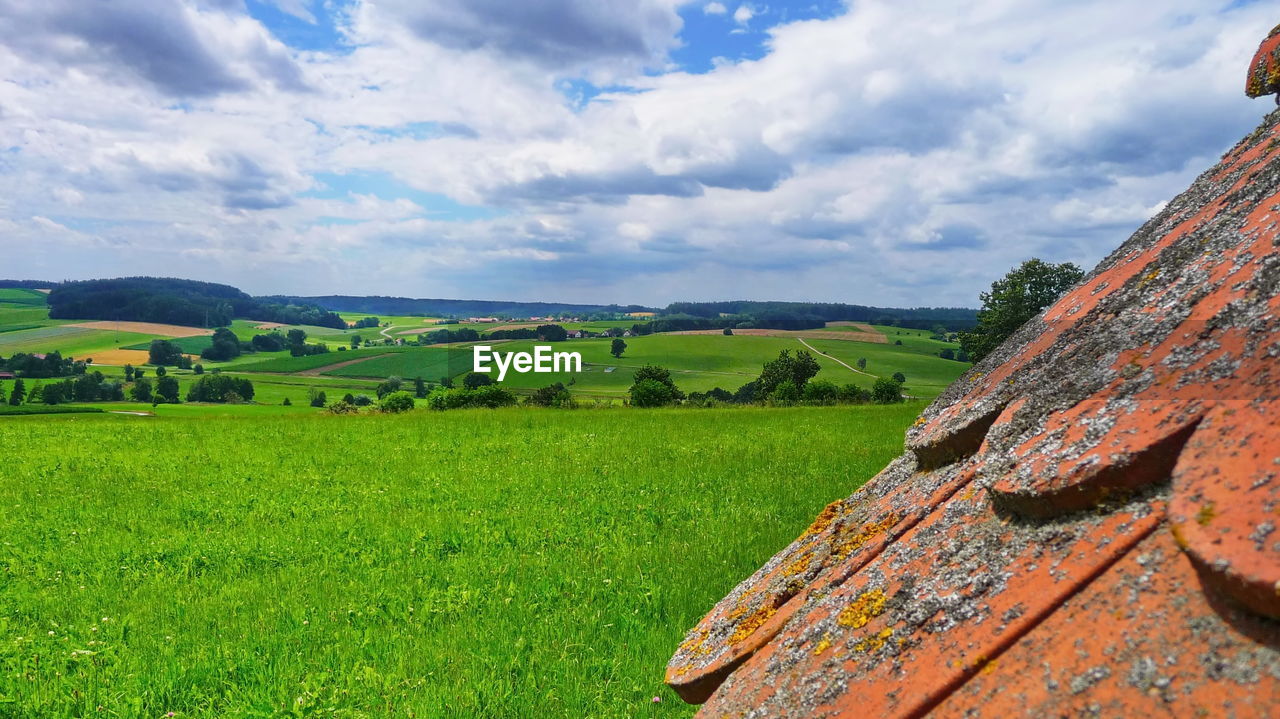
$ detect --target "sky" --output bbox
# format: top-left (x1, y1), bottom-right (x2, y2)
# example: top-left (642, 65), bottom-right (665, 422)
top-left (0, 0), bottom-right (1275, 307)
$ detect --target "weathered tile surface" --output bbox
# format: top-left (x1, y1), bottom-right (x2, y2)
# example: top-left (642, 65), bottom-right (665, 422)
top-left (668, 33), bottom-right (1280, 717)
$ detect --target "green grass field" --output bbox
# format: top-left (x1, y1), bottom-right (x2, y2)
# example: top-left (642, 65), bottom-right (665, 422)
top-left (0, 404), bottom-right (919, 717)
top-left (0, 326), bottom-right (157, 358)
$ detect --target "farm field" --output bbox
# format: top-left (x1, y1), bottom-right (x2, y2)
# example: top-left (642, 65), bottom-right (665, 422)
top-left (0, 404), bottom-right (920, 717)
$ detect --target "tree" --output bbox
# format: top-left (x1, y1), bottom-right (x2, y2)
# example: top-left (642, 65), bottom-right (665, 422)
top-left (528, 383), bottom-right (575, 408)
top-left (629, 379), bottom-right (676, 408)
top-left (856, 357), bottom-right (867, 370)
top-left (201, 327), bottom-right (241, 362)
top-left (148, 340), bottom-right (183, 366)
top-left (610, 338), bottom-right (627, 358)
top-left (376, 376), bottom-right (404, 399)
top-left (41, 383), bottom-right (66, 405)
top-left (129, 378), bottom-right (152, 403)
top-left (414, 377), bottom-right (427, 398)
top-left (351, 335), bottom-right (362, 349)
top-left (251, 333), bottom-right (286, 352)
top-left (439, 375), bottom-right (454, 389)
top-left (803, 379), bottom-right (839, 404)
top-left (837, 384), bottom-right (870, 404)
top-left (308, 389), bottom-right (327, 407)
top-left (186, 375), bottom-right (255, 403)
top-left (960, 258), bottom-right (1085, 363)
top-left (343, 393), bottom-right (356, 404)
top-left (770, 380), bottom-right (801, 403)
top-left (155, 376), bottom-right (181, 404)
top-left (892, 372), bottom-right (906, 383)
top-left (8, 379), bottom-right (25, 406)
top-left (940, 349), bottom-right (955, 360)
top-left (536, 324), bottom-right (568, 342)
top-left (871, 377), bottom-right (904, 404)
top-left (378, 391), bottom-right (416, 413)
top-left (757, 350), bottom-right (820, 396)
top-left (463, 372), bottom-right (494, 389)
top-left (630, 365), bottom-right (684, 402)
top-left (155, 365), bottom-right (167, 377)
top-left (124, 364), bottom-right (135, 382)
top-left (194, 364), bottom-right (204, 374)
top-left (282, 397), bottom-right (292, 406)
top-left (723, 328), bottom-right (733, 336)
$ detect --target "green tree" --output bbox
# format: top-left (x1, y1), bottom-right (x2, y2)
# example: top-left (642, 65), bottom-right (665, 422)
top-left (155, 376), bottom-right (181, 404)
top-left (527, 383), bottom-right (575, 408)
top-left (201, 328), bottom-right (241, 362)
top-left (630, 365), bottom-right (684, 402)
top-left (8, 379), bottom-right (25, 406)
top-left (124, 364), bottom-right (135, 382)
top-left (414, 377), bottom-right (427, 398)
top-left (194, 364), bottom-right (204, 374)
top-left (757, 350), bottom-right (820, 396)
top-left (960, 258), bottom-right (1085, 363)
top-left (892, 372), bottom-right (906, 383)
top-left (610, 338), bottom-right (627, 358)
top-left (351, 335), bottom-right (362, 349)
top-left (148, 340), bottom-right (183, 366)
top-left (802, 379), bottom-right (839, 404)
top-left (629, 379), bottom-right (675, 408)
top-left (536, 324), bottom-right (568, 342)
top-left (723, 328), bottom-right (733, 336)
top-left (129, 378), bottom-right (152, 403)
top-left (155, 365), bottom-right (167, 377)
top-left (378, 391), bottom-right (416, 413)
top-left (871, 377), bottom-right (904, 404)
top-left (856, 357), bottom-right (867, 370)
top-left (770, 380), bottom-right (801, 403)
top-left (376, 376), bottom-right (404, 399)
top-left (463, 372), bottom-right (494, 389)
top-left (308, 389), bottom-right (327, 408)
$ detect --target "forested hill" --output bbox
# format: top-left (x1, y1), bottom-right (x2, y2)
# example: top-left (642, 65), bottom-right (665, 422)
top-left (47, 278), bottom-right (348, 329)
top-left (261, 295), bottom-right (652, 318)
top-left (666, 301), bottom-right (977, 329)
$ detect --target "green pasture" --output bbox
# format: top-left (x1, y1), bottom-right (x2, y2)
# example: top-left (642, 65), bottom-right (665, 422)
top-left (0, 288), bottom-right (48, 305)
top-left (805, 337), bottom-right (970, 397)
top-left (321, 346), bottom-right (471, 381)
top-left (122, 335), bottom-right (214, 354)
top-left (0, 326), bottom-right (156, 358)
top-left (0, 404), bottom-right (919, 717)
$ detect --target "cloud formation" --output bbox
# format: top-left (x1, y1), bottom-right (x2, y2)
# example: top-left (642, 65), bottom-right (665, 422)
top-left (1, 0), bottom-right (1275, 307)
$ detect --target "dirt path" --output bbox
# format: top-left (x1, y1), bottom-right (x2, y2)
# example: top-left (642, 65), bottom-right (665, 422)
top-left (798, 338), bottom-right (919, 399)
top-left (797, 338), bottom-right (876, 377)
top-left (297, 353), bottom-right (394, 376)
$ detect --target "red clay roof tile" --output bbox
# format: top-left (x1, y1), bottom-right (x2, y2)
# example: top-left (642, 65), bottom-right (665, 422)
top-left (668, 38), bottom-right (1280, 717)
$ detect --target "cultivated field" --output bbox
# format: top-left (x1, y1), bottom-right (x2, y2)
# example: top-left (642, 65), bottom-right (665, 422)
top-left (0, 404), bottom-right (920, 717)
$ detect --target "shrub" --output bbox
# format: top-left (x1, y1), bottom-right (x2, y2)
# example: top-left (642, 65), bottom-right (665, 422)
top-left (837, 384), bottom-right (870, 404)
top-left (770, 380), bottom-right (801, 404)
top-left (378, 391), bottom-right (416, 413)
top-left (352, 394), bottom-right (373, 407)
top-left (328, 401), bottom-right (360, 415)
top-left (426, 386), bottom-right (517, 410)
top-left (462, 372), bottom-right (494, 389)
top-left (802, 379), bottom-right (839, 404)
top-left (892, 372), bottom-right (906, 384)
top-left (527, 383), bottom-right (576, 408)
top-left (308, 389), bottom-right (327, 408)
top-left (630, 379), bottom-right (676, 408)
top-left (871, 377), bottom-right (904, 404)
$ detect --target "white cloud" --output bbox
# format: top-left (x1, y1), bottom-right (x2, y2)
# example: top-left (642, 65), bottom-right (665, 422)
top-left (0, 0), bottom-right (1276, 306)
top-left (704, 2), bottom-right (727, 15)
top-left (733, 4), bottom-right (755, 25)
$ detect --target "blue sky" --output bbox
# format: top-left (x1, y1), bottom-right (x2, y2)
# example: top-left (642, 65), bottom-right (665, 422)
top-left (0, 0), bottom-right (1275, 305)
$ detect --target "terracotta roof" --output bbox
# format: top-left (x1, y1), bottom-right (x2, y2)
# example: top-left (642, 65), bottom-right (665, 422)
top-left (1247, 25), bottom-right (1280, 99)
top-left (666, 64), bottom-right (1280, 719)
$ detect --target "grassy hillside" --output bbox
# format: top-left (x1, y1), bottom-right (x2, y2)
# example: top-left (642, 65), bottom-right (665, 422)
top-left (0, 404), bottom-right (918, 717)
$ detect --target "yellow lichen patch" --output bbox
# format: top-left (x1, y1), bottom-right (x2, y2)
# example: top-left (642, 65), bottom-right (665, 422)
top-left (836, 588), bottom-right (887, 629)
top-left (911, 416), bottom-right (928, 428)
top-left (679, 630), bottom-right (711, 657)
top-left (1171, 522), bottom-right (1190, 549)
top-left (799, 501), bottom-right (844, 540)
top-left (979, 658), bottom-right (999, 676)
top-left (853, 627), bottom-right (894, 653)
top-left (729, 606), bottom-right (777, 645)
top-left (1195, 501), bottom-right (1217, 527)
top-left (1138, 269), bottom-right (1161, 289)
top-left (783, 553), bottom-right (813, 578)
top-left (725, 603), bottom-right (749, 621)
top-left (813, 633), bottom-right (833, 656)
top-left (832, 514), bottom-right (900, 560)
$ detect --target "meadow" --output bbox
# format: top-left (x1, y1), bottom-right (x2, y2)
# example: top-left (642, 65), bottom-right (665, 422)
top-left (0, 404), bottom-right (920, 717)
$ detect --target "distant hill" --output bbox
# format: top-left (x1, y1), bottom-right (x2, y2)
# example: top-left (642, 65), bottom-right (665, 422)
top-left (48, 278), bottom-right (348, 329)
top-left (260, 295), bottom-right (654, 318)
top-left (666, 301), bottom-right (977, 330)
